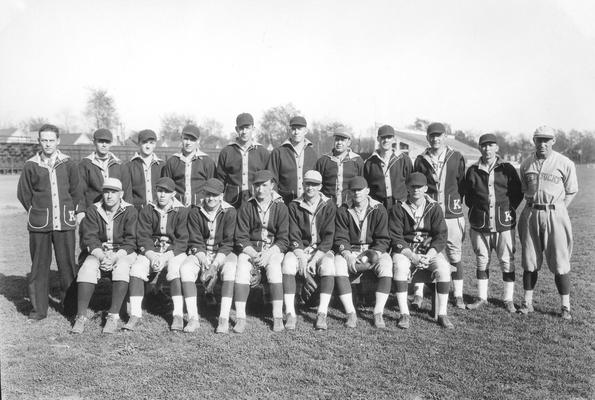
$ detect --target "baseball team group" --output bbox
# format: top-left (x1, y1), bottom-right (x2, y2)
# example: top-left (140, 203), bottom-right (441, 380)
top-left (16, 113), bottom-right (578, 335)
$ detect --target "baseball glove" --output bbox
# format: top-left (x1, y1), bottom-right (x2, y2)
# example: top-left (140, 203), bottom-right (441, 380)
top-left (353, 249), bottom-right (380, 272)
top-left (249, 265), bottom-right (262, 287)
top-left (301, 270), bottom-right (318, 302)
top-left (201, 263), bottom-right (220, 294)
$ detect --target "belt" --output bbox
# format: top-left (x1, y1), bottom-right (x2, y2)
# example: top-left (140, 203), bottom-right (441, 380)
top-left (527, 202), bottom-right (555, 210)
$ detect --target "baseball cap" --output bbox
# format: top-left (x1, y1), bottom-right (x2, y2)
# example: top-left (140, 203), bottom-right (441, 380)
top-left (533, 126), bottom-right (556, 139)
top-left (427, 122), bottom-right (446, 135)
top-left (203, 178), bottom-right (225, 196)
top-left (181, 124), bottom-right (201, 139)
top-left (478, 133), bottom-right (498, 146)
top-left (138, 129), bottom-right (157, 143)
top-left (155, 177), bottom-right (175, 192)
top-left (333, 127), bottom-right (352, 140)
top-left (407, 172), bottom-right (428, 187)
top-left (303, 170), bottom-right (322, 185)
top-left (377, 125), bottom-right (395, 138)
top-left (289, 116), bottom-right (307, 127)
top-left (93, 128), bottom-right (113, 142)
top-left (253, 170), bottom-right (275, 184)
top-left (236, 113), bottom-right (254, 128)
top-left (349, 176), bottom-right (368, 191)
top-left (102, 177), bottom-right (122, 191)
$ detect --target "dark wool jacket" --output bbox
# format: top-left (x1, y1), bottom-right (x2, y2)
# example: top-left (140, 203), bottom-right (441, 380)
top-left (267, 140), bottom-right (318, 202)
top-left (235, 193), bottom-right (289, 253)
top-left (161, 150), bottom-right (216, 206)
top-left (123, 153), bottom-right (165, 210)
top-left (388, 195), bottom-right (447, 254)
top-left (288, 194), bottom-right (336, 252)
top-left (81, 200), bottom-right (137, 256)
top-left (216, 142), bottom-right (270, 207)
top-left (17, 151), bottom-right (83, 232)
top-left (364, 150), bottom-right (413, 205)
top-left (136, 199), bottom-right (189, 256)
top-left (334, 197), bottom-right (390, 253)
top-left (414, 146), bottom-right (466, 219)
top-left (187, 200), bottom-right (236, 256)
top-left (464, 157), bottom-right (523, 232)
top-left (315, 150), bottom-right (364, 205)
top-left (78, 152), bottom-right (125, 209)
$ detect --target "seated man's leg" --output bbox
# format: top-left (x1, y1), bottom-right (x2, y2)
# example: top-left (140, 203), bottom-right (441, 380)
top-left (233, 253), bottom-right (252, 333)
top-left (392, 253), bottom-right (411, 328)
top-left (281, 252), bottom-right (298, 319)
top-left (165, 253), bottom-right (186, 330)
top-left (180, 255), bottom-right (201, 325)
top-left (218, 253), bottom-right (237, 332)
top-left (373, 253), bottom-right (393, 325)
top-left (429, 253), bottom-right (454, 328)
top-left (128, 255), bottom-right (151, 319)
top-left (264, 252), bottom-right (285, 330)
top-left (108, 253), bottom-right (136, 317)
top-left (334, 255), bottom-right (357, 327)
top-left (317, 253), bottom-right (335, 317)
top-left (71, 254), bottom-right (101, 333)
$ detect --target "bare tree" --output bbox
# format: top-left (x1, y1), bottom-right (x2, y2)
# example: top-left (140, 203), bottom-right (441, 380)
top-left (160, 113), bottom-right (197, 143)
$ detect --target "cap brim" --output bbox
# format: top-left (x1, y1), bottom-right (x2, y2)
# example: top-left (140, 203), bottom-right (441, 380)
top-left (204, 189), bottom-right (222, 195)
top-left (102, 186), bottom-right (121, 191)
top-left (304, 180), bottom-right (322, 184)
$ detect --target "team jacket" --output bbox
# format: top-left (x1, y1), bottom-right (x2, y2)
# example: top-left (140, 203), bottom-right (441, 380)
top-left (79, 152), bottom-right (125, 209)
top-left (267, 140), bottom-right (318, 202)
top-left (388, 195), bottom-right (447, 255)
top-left (288, 194), bottom-right (336, 253)
top-left (414, 146), bottom-right (466, 219)
top-left (187, 200), bottom-right (236, 256)
top-left (519, 151), bottom-right (578, 206)
top-left (80, 200), bottom-right (137, 256)
top-left (136, 198), bottom-right (189, 256)
top-left (364, 150), bottom-right (413, 205)
top-left (17, 151), bottom-right (83, 232)
top-left (235, 192), bottom-right (289, 253)
top-left (161, 149), bottom-right (216, 206)
top-left (216, 142), bottom-right (269, 207)
top-left (315, 150), bottom-right (364, 206)
top-left (334, 197), bottom-right (390, 254)
top-left (464, 157), bottom-right (523, 233)
top-left (123, 153), bottom-right (165, 209)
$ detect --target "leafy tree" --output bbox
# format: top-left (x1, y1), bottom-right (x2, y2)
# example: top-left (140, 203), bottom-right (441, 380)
top-left (84, 88), bottom-right (120, 131)
top-left (309, 121), bottom-right (351, 155)
top-left (258, 103), bottom-right (301, 148)
top-left (160, 113), bottom-right (197, 143)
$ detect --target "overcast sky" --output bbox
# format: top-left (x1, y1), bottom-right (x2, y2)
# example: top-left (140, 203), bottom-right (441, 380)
top-left (1, 0), bottom-right (594, 138)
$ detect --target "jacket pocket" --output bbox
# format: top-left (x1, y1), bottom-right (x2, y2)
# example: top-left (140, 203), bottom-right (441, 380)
top-left (468, 206), bottom-right (486, 230)
top-left (447, 194), bottom-right (464, 216)
top-left (28, 207), bottom-right (49, 229)
top-left (63, 202), bottom-right (77, 227)
top-left (497, 207), bottom-right (515, 228)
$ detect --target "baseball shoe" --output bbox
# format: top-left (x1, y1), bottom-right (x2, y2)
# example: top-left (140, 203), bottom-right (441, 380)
top-left (397, 314), bottom-right (410, 329)
top-left (315, 313), bottom-right (327, 330)
top-left (345, 312), bottom-right (357, 328)
top-left (504, 301), bottom-right (516, 313)
top-left (233, 318), bottom-right (246, 334)
top-left (374, 313), bottom-right (386, 329)
top-left (170, 315), bottom-right (184, 331)
top-left (466, 298), bottom-right (487, 310)
top-left (122, 316), bottom-right (141, 331)
top-left (454, 296), bottom-right (465, 309)
top-left (70, 315), bottom-right (87, 334)
top-left (285, 314), bottom-right (297, 330)
top-left (411, 295), bottom-right (423, 311)
top-left (518, 302), bottom-right (534, 315)
top-left (102, 315), bottom-right (119, 334)
top-left (560, 306), bottom-right (572, 321)
top-left (184, 317), bottom-right (200, 333)
top-left (437, 315), bottom-right (454, 329)
top-left (273, 318), bottom-right (285, 332)
top-left (216, 317), bottom-right (229, 334)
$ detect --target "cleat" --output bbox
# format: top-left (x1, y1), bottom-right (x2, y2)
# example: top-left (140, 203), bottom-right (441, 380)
top-left (454, 297), bottom-right (465, 309)
top-left (233, 318), bottom-right (246, 334)
top-left (170, 315), bottom-right (184, 331)
top-left (560, 306), bottom-right (572, 321)
top-left (437, 314), bottom-right (454, 329)
top-left (374, 313), bottom-right (386, 329)
top-left (518, 302), bottom-right (534, 315)
top-left (315, 313), bottom-right (327, 330)
top-left (70, 315), bottom-right (87, 334)
top-left (411, 295), bottom-right (423, 311)
top-left (285, 314), bottom-right (297, 330)
top-left (345, 312), bottom-right (357, 328)
top-left (273, 318), bottom-right (285, 332)
top-left (504, 301), bottom-right (516, 313)
top-left (102, 315), bottom-right (119, 334)
top-left (397, 314), bottom-right (410, 329)
top-left (122, 316), bottom-right (141, 331)
top-left (216, 317), bottom-right (229, 334)
top-left (466, 299), bottom-right (487, 310)
top-left (184, 317), bottom-right (200, 333)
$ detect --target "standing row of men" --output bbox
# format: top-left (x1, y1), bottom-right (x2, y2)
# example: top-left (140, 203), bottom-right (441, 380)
top-left (17, 116), bottom-right (578, 331)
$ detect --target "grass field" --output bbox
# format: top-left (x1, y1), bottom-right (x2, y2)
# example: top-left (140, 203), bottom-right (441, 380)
top-left (1, 169), bottom-right (594, 400)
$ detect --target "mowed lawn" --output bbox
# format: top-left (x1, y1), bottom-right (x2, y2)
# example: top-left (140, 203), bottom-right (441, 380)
top-left (1, 168), bottom-right (594, 400)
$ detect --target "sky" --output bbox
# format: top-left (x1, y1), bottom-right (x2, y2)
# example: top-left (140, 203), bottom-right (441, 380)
top-left (1, 0), bottom-right (595, 138)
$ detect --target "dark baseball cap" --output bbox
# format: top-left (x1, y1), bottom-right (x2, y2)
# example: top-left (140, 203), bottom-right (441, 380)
top-left (478, 133), bottom-right (498, 146)
top-left (377, 125), bottom-right (395, 138)
top-left (138, 129), bottom-right (157, 143)
top-left (349, 176), bottom-right (368, 191)
top-left (289, 116), bottom-right (307, 127)
top-left (203, 178), bottom-right (225, 196)
top-left (181, 124), bottom-right (201, 139)
top-left (407, 172), bottom-right (428, 187)
top-left (93, 128), bottom-right (113, 142)
top-left (427, 122), bottom-right (446, 135)
top-left (236, 113), bottom-right (254, 128)
top-left (253, 170), bottom-right (275, 184)
top-left (155, 177), bottom-right (175, 192)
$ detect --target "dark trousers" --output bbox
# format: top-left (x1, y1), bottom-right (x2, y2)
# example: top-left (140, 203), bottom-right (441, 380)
top-left (28, 230), bottom-right (77, 319)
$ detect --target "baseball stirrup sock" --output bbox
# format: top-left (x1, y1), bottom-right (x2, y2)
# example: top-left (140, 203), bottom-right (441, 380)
top-left (129, 277), bottom-right (145, 296)
top-left (502, 272), bottom-right (515, 282)
top-left (377, 277), bottom-right (392, 294)
top-left (109, 281), bottom-right (128, 314)
top-left (320, 276), bottom-right (334, 294)
top-left (270, 283), bottom-right (283, 301)
top-left (185, 296), bottom-right (198, 319)
top-left (282, 274), bottom-right (296, 294)
top-left (436, 282), bottom-right (450, 294)
top-left (129, 296), bottom-right (143, 317)
top-left (452, 262), bottom-right (464, 280)
top-left (169, 278), bottom-right (182, 297)
top-left (523, 271), bottom-right (538, 290)
top-left (182, 281), bottom-right (197, 298)
top-left (234, 283), bottom-right (250, 302)
top-left (221, 280), bottom-right (234, 298)
top-left (554, 274), bottom-right (570, 295)
top-left (476, 269), bottom-right (489, 280)
top-left (76, 282), bottom-right (95, 316)
top-left (284, 294), bottom-right (296, 316)
top-left (335, 276), bottom-right (352, 295)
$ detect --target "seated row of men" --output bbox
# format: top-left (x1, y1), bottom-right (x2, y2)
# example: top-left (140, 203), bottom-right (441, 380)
top-left (70, 170), bottom-right (455, 335)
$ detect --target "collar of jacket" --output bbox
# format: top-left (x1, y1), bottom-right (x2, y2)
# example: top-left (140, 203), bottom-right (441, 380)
top-left (28, 150), bottom-right (70, 166)
top-left (131, 152), bottom-right (163, 164)
top-left (173, 148), bottom-right (209, 160)
top-left (280, 138), bottom-right (313, 152)
top-left (366, 149), bottom-right (403, 164)
top-left (85, 152), bottom-right (122, 167)
top-left (399, 194), bottom-right (438, 220)
top-left (149, 197), bottom-right (185, 213)
top-left (230, 140), bottom-right (263, 150)
top-left (323, 149), bottom-right (360, 161)
top-left (472, 155), bottom-right (502, 172)
top-left (421, 146), bottom-right (454, 163)
top-left (293, 193), bottom-right (331, 213)
top-left (94, 199), bottom-right (133, 222)
top-left (248, 190), bottom-right (283, 204)
top-left (345, 195), bottom-right (381, 212)
top-left (197, 199), bottom-right (234, 218)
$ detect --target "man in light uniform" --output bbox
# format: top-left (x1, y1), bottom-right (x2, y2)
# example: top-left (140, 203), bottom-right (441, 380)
top-left (518, 126), bottom-right (578, 319)
top-left (464, 134), bottom-right (522, 312)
